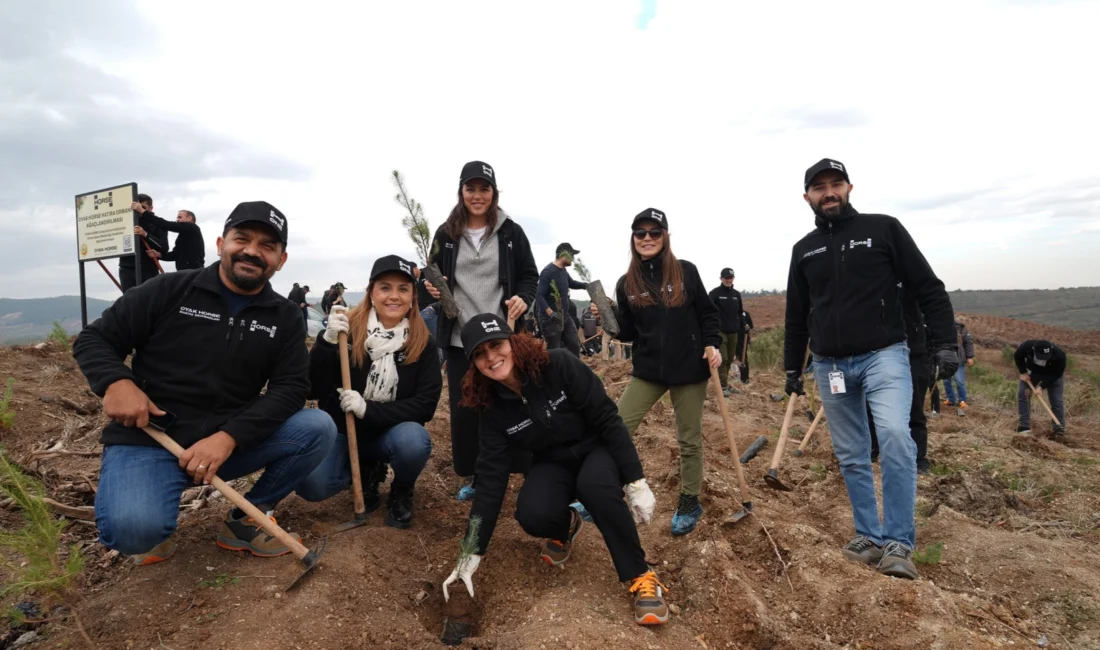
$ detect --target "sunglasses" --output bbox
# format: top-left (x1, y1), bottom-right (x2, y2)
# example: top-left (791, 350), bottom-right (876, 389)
top-left (633, 227), bottom-right (664, 240)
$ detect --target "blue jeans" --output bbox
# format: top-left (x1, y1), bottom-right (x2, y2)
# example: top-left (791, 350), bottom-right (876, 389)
top-left (943, 365), bottom-right (968, 403)
top-left (95, 409), bottom-right (336, 555)
top-left (813, 341), bottom-right (917, 548)
top-left (420, 305), bottom-right (445, 364)
top-left (296, 421), bottom-right (432, 501)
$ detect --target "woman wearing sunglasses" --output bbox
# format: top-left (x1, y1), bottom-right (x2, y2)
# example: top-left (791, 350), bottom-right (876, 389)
top-left (441, 315), bottom-right (669, 626)
top-left (423, 161), bottom-right (539, 500)
top-left (591, 208), bottom-right (721, 536)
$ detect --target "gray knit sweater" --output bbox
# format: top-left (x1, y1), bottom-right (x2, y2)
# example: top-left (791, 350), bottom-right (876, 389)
top-left (451, 217), bottom-right (507, 347)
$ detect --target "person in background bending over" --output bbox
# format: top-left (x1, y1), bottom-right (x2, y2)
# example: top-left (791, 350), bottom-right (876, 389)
top-left (1014, 340), bottom-right (1066, 439)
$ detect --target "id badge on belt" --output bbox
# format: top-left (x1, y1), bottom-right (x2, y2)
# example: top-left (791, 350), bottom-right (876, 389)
top-left (828, 371), bottom-right (846, 394)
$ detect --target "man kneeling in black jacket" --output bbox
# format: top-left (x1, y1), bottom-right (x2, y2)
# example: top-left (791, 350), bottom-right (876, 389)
top-left (74, 201), bottom-right (336, 565)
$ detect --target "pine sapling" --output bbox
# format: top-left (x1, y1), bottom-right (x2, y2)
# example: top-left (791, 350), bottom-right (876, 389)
top-left (0, 378), bottom-right (14, 431)
top-left (457, 515), bottom-right (481, 566)
top-left (573, 257), bottom-right (593, 284)
top-left (48, 321), bottom-right (71, 353)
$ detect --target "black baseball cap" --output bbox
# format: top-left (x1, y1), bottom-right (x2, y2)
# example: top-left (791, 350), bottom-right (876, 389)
top-left (370, 254), bottom-right (417, 283)
top-left (721, 268), bottom-right (735, 279)
top-left (1034, 344), bottom-right (1054, 361)
top-left (631, 208), bottom-right (668, 230)
top-left (461, 313), bottom-right (513, 359)
top-left (556, 242), bottom-right (580, 257)
top-left (460, 161), bottom-right (497, 188)
top-left (223, 201), bottom-right (288, 245)
top-left (804, 158), bottom-right (850, 191)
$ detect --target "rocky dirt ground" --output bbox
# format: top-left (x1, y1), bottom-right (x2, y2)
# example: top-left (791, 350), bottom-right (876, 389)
top-left (2, 296), bottom-right (1099, 649)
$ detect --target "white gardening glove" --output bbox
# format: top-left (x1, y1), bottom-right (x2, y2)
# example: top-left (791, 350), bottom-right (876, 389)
top-left (624, 478), bottom-right (656, 525)
top-left (442, 554), bottom-right (482, 601)
top-left (336, 388), bottom-right (366, 419)
top-left (323, 305), bottom-right (349, 344)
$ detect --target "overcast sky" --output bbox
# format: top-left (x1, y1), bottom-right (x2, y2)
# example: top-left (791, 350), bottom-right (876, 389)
top-left (2, 0), bottom-right (1099, 302)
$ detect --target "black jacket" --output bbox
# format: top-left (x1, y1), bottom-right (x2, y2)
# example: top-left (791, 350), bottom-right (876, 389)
top-left (74, 264), bottom-right (309, 449)
top-left (708, 285), bottom-right (744, 333)
top-left (119, 213), bottom-right (167, 279)
top-left (784, 206), bottom-right (955, 372)
top-left (613, 257), bottom-right (721, 386)
top-left (426, 217), bottom-right (539, 345)
top-left (140, 212), bottom-right (206, 270)
top-left (468, 350), bottom-right (644, 554)
top-left (287, 286), bottom-right (306, 307)
top-left (743, 309), bottom-right (754, 330)
top-left (1014, 340), bottom-right (1066, 388)
top-left (900, 289), bottom-right (927, 356)
top-left (308, 335), bottom-right (442, 435)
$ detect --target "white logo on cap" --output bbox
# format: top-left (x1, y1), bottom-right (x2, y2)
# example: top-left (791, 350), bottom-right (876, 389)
top-left (399, 260), bottom-right (412, 275)
top-left (830, 161), bottom-right (845, 171)
top-left (480, 319), bottom-right (502, 333)
top-left (268, 210), bottom-right (285, 230)
top-left (651, 209), bottom-right (665, 222)
top-left (482, 164), bottom-right (494, 178)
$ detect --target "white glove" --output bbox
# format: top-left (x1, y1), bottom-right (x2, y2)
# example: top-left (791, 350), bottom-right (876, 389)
top-left (336, 388), bottom-right (366, 419)
top-left (442, 554), bottom-right (481, 601)
top-left (624, 479), bottom-right (656, 525)
top-left (323, 305), bottom-right (349, 344)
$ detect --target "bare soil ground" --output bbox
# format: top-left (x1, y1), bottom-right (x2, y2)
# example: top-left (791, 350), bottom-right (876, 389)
top-left (2, 301), bottom-right (1099, 649)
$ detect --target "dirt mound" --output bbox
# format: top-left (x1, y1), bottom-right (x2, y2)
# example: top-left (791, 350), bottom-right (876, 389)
top-left (3, 332), bottom-right (1100, 649)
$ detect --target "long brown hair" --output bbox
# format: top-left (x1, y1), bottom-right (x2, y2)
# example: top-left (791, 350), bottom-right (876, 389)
top-left (459, 333), bottom-right (549, 411)
top-left (442, 183), bottom-right (501, 242)
top-left (347, 275), bottom-right (430, 367)
top-left (622, 231), bottom-right (685, 308)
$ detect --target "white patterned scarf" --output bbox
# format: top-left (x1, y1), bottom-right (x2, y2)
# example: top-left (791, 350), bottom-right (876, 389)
top-left (362, 308), bottom-right (409, 403)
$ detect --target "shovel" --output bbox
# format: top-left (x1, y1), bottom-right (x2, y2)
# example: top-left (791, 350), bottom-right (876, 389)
top-left (141, 425), bottom-right (325, 591)
top-left (1025, 378), bottom-right (1062, 427)
top-left (793, 407), bottom-right (825, 457)
top-left (763, 395), bottom-right (798, 491)
top-left (321, 330), bottom-right (372, 535)
top-left (708, 367), bottom-right (752, 524)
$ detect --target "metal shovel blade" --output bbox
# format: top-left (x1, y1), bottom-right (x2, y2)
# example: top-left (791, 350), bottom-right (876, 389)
top-left (284, 537), bottom-right (328, 592)
top-left (319, 511), bottom-right (370, 536)
top-left (792, 448), bottom-right (804, 457)
top-left (722, 502), bottom-right (753, 527)
top-left (763, 468), bottom-right (792, 492)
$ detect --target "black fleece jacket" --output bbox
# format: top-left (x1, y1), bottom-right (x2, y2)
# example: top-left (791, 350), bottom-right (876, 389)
top-left (426, 217), bottom-right (539, 344)
top-left (468, 350), bottom-right (644, 555)
top-left (708, 284), bottom-right (744, 333)
top-left (784, 206), bottom-right (955, 371)
top-left (140, 212), bottom-right (206, 270)
top-left (1014, 340), bottom-right (1067, 388)
top-left (73, 264), bottom-right (309, 449)
top-left (612, 257), bottom-right (720, 386)
top-left (308, 335), bottom-right (442, 435)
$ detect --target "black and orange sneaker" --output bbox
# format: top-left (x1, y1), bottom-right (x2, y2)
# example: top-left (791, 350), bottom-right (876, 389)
top-left (629, 571), bottom-right (669, 625)
top-left (132, 534), bottom-right (177, 566)
top-left (540, 507), bottom-right (584, 566)
top-left (216, 509), bottom-right (300, 557)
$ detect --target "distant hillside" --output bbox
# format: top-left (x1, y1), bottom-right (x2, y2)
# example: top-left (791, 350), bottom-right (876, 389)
top-left (948, 287), bottom-right (1100, 331)
top-left (0, 296), bottom-right (114, 345)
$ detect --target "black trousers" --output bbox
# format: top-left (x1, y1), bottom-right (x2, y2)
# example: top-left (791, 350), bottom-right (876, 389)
top-left (869, 351), bottom-right (929, 461)
top-left (736, 331), bottom-right (751, 382)
top-left (514, 445), bottom-right (648, 582)
top-left (118, 263), bottom-right (159, 292)
top-left (446, 346), bottom-right (532, 477)
top-left (540, 315), bottom-right (580, 358)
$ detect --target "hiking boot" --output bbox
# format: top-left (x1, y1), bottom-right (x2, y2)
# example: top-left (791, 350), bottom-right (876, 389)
top-left (1051, 427), bottom-right (1066, 441)
top-left (926, 410), bottom-right (939, 419)
top-left (721, 385), bottom-right (733, 397)
top-left (456, 477), bottom-right (476, 502)
top-left (877, 541), bottom-right (919, 580)
top-left (671, 493), bottom-right (703, 536)
top-left (1016, 425), bottom-right (1031, 434)
top-left (385, 485), bottom-right (414, 529)
top-left (541, 508), bottom-right (584, 566)
top-left (629, 571), bottom-right (669, 625)
top-left (842, 536), bottom-right (883, 566)
top-left (570, 500), bottom-right (594, 523)
top-left (958, 401), bottom-right (968, 409)
top-left (943, 400), bottom-right (956, 407)
top-left (916, 458), bottom-right (932, 475)
top-left (216, 508), bottom-right (300, 557)
top-left (362, 461), bottom-right (387, 513)
top-left (132, 534), bottom-right (177, 566)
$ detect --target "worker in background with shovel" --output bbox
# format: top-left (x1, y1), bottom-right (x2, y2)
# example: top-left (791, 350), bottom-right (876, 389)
top-left (73, 201), bottom-right (337, 566)
top-left (784, 159), bottom-right (958, 581)
top-left (1014, 340), bottom-right (1067, 440)
top-left (708, 267), bottom-right (745, 396)
top-left (443, 315), bottom-right (668, 626)
top-left (297, 255), bottom-right (441, 529)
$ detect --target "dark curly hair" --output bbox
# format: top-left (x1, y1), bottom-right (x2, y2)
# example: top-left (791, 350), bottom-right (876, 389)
top-left (460, 333), bottom-right (549, 411)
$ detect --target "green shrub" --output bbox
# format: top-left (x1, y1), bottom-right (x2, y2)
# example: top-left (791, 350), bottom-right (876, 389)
top-left (47, 321), bottom-right (70, 352)
top-left (1000, 345), bottom-right (1016, 367)
top-left (749, 327), bottom-right (784, 372)
top-left (0, 378), bottom-right (13, 431)
top-left (913, 542), bottom-right (944, 565)
top-left (967, 363), bottom-right (1016, 407)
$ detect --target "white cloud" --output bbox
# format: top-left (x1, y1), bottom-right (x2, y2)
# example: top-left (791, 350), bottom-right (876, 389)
top-left (2, 0), bottom-right (1099, 300)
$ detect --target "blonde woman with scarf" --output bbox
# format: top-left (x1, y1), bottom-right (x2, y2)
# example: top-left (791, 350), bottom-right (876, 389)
top-left (298, 255), bottom-right (442, 528)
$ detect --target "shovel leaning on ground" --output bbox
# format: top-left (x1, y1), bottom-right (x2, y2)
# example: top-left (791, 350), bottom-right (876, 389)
top-left (708, 366), bottom-right (752, 524)
top-left (141, 424), bottom-right (326, 591)
top-left (1025, 378), bottom-right (1062, 428)
top-left (763, 395), bottom-right (799, 491)
top-left (793, 406), bottom-right (825, 457)
top-left (319, 330), bottom-right (372, 535)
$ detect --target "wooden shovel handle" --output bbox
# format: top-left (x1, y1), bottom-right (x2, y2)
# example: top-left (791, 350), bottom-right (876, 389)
top-left (709, 367), bottom-right (752, 506)
top-left (141, 426), bottom-right (310, 560)
top-left (769, 395), bottom-right (799, 471)
top-left (338, 331), bottom-right (367, 516)
top-left (798, 407), bottom-right (826, 453)
top-left (1025, 378), bottom-right (1061, 427)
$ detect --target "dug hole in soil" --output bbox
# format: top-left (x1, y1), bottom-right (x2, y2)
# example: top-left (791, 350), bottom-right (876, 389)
top-left (2, 295), bottom-right (1100, 649)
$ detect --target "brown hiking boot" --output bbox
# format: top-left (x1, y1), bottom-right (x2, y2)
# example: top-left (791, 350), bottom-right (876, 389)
top-left (540, 508), bottom-right (584, 566)
top-left (132, 534), bottom-right (177, 566)
top-left (842, 536), bottom-right (883, 566)
top-left (216, 509), bottom-right (300, 557)
top-left (629, 571), bottom-right (669, 625)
